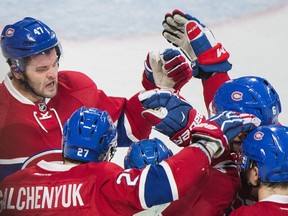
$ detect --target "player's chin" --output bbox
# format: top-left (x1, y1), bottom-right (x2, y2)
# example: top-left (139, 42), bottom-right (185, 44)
top-left (43, 88), bottom-right (58, 98)
top-left (43, 83), bottom-right (58, 98)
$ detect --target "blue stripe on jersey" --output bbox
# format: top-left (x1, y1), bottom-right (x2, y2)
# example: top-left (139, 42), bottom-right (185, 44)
top-left (138, 161), bottom-right (178, 209)
top-left (116, 112), bottom-right (135, 147)
top-left (0, 163), bottom-right (23, 181)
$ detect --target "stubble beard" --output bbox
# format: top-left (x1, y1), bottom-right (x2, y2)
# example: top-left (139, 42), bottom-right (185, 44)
top-left (21, 73), bottom-right (58, 100)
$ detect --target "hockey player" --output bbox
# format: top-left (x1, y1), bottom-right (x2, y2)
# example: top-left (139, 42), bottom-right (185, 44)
top-left (0, 106), bottom-right (260, 215)
top-left (230, 125), bottom-right (288, 215)
top-left (0, 17), bottom-right (192, 181)
top-left (137, 89), bottom-right (261, 215)
top-left (161, 9), bottom-right (282, 124)
top-left (161, 9), bottom-right (283, 212)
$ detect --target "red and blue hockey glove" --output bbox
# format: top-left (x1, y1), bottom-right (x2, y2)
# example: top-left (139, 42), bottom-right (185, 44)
top-left (139, 89), bottom-right (205, 147)
top-left (162, 9), bottom-right (232, 80)
top-left (142, 48), bottom-right (192, 92)
top-left (191, 111), bottom-right (261, 158)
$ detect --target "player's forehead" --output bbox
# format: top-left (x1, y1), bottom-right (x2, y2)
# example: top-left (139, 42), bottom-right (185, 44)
top-left (26, 48), bottom-right (58, 68)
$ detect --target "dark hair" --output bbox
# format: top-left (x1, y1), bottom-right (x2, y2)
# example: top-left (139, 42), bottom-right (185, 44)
top-left (62, 155), bottom-right (87, 165)
top-left (251, 160), bottom-right (288, 188)
top-left (262, 181), bottom-right (288, 189)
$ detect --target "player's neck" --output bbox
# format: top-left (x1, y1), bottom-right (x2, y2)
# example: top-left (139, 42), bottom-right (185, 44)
top-left (12, 78), bottom-right (44, 103)
top-left (258, 185), bottom-right (288, 201)
top-left (63, 160), bottom-right (82, 166)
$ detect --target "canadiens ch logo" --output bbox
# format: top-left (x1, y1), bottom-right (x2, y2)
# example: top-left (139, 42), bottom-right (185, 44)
top-left (231, 91), bottom-right (243, 101)
top-left (5, 28), bottom-right (15, 37)
top-left (21, 149), bottom-right (63, 169)
top-left (254, 131), bottom-right (264, 140)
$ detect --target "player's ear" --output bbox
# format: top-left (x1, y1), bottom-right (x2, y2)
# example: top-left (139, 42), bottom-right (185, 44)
top-left (248, 166), bottom-right (259, 186)
top-left (11, 65), bottom-right (23, 79)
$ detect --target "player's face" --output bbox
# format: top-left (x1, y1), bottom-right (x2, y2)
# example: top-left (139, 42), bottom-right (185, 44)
top-left (24, 48), bottom-right (59, 100)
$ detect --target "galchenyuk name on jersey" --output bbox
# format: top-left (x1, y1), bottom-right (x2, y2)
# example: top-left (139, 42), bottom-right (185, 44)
top-left (0, 183), bottom-right (84, 212)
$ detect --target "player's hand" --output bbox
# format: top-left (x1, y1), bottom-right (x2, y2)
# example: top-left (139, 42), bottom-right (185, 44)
top-left (162, 9), bottom-right (231, 79)
top-left (139, 89), bottom-right (205, 147)
top-left (191, 111), bottom-right (261, 158)
top-left (142, 48), bottom-right (193, 92)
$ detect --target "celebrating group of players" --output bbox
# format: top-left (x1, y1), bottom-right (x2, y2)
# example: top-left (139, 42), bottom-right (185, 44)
top-left (0, 9), bottom-right (287, 216)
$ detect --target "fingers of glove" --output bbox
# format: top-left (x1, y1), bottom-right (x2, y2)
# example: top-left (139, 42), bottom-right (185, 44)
top-left (166, 63), bottom-right (192, 85)
top-left (176, 13), bottom-right (203, 27)
top-left (161, 48), bottom-right (192, 83)
top-left (162, 21), bottom-right (182, 37)
top-left (144, 93), bottom-right (171, 109)
top-left (139, 90), bottom-right (173, 108)
top-left (210, 111), bottom-right (260, 142)
top-left (171, 10), bottom-right (189, 26)
top-left (162, 48), bottom-right (182, 62)
top-left (156, 119), bottom-right (182, 138)
top-left (163, 54), bottom-right (185, 71)
top-left (164, 14), bottom-right (185, 31)
top-left (162, 30), bottom-right (183, 47)
top-left (140, 91), bottom-right (193, 120)
top-left (239, 113), bottom-right (261, 131)
top-left (219, 112), bottom-right (260, 145)
top-left (171, 9), bottom-right (186, 17)
top-left (208, 111), bottom-right (241, 135)
top-left (159, 107), bottom-right (196, 139)
top-left (172, 10), bottom-right (205, 28)
top-left (162, 16), bottom-right (186, 44)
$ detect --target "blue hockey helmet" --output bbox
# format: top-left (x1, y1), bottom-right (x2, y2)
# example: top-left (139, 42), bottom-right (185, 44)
top-left (213, 76), bottom-right (281, 125)
top-left (124, 138), bottom-right (173, 169)
top-left (1, 17), bottom-right (60, 68)
top-left (242, 125), bottom-right (288, 182)
top-left (63, 107), bottom-right (117, 163)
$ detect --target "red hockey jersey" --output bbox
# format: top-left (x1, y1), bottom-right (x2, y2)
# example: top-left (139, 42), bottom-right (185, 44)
top-left (0, 145), bottom-right (211, 216)
top-left (0, 71), bottom-right (151, 180)
top-left (162, 151), bottom-right (240, 216)
top-left (229, 195), bottom-right (288, 216)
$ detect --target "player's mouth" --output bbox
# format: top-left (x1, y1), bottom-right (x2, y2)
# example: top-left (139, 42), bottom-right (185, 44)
top-left (45, 81), bottom-right (55, 90)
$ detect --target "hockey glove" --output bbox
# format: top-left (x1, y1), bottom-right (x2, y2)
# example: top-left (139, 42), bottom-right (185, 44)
top-left (139, 89), bottom-right (205, 147)
top-left (191, 111), bottom-right (261, 158)
top-left (162, 9), bottom-right (232, 79)
top-left (142, 48), bottom-right (193, 92)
